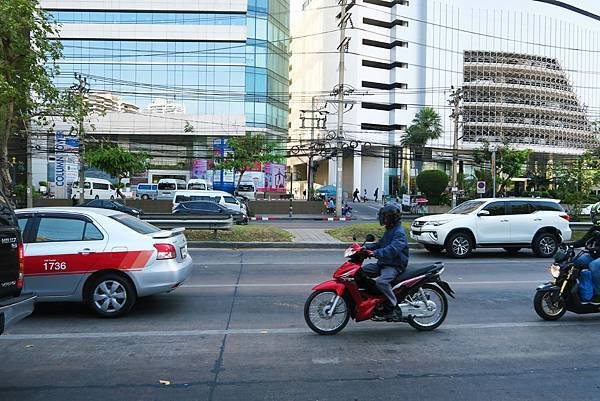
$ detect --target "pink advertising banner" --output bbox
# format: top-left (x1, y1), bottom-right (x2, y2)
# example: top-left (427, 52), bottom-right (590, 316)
top-left (261, 163), bottom-right (286, 193)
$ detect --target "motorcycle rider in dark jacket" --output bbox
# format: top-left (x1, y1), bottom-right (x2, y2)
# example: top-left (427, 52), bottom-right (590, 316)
top-left (362, 204), bottom-right (409, 319)
top-left (570, 203), bottom-right (600, 294)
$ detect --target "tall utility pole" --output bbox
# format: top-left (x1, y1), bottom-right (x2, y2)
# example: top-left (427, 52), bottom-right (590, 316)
top-left (335, 0), bottom-right (354, 217)
top-left (449, 86), bottom-right (463, 208)
top-left (71, 73), bottom-right (90, 205)
top-left (299, 96), bottom-right (327, 200)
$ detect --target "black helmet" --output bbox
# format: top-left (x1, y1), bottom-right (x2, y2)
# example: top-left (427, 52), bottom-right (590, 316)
top-left (378, 204), bottom-right (402, 229)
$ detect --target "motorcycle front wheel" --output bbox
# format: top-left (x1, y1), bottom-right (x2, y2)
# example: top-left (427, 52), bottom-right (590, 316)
top-left (304, 290), bottom-right (350, 335)
top-left (408, 284), bottom-right (448, 331)
top-left (533, 291), bottom-right (566, 321)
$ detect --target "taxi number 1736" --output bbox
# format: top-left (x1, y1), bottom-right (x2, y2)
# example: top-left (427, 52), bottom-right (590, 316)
top-left (43, 260), bottom-right (68, 271)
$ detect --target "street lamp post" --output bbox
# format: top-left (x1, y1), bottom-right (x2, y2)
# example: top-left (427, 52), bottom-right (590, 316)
top-left (490, 144), bottom-right (498, 198)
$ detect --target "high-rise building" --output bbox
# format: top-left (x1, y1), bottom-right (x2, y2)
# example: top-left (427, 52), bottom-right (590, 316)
top-left (36, 0), bottom-right (290, 189)
top-left (289, 0), bottom-right (600, 197)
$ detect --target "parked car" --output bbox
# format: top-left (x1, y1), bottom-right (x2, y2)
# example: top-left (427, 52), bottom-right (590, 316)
top-left (410, 198), bottom-right (572, 258)
top-left (187, 179), bottom-right (211, 190)
top-left (173, 201), bottom-right (248, 224)
top-left (580, 204), bottom-right (593, 215)
top-left (136, 183), bottom-right (158, 200)
top-left (157, 179), bottom-right (187, 200)
top-left (0, 191), bottom-right (36, 334)
top-left (15, 207), bottom-right (192, 317)
top-left (77, 199), bottom-right (143, 218)
top-left (72, 178), bottom-right (117, 200)
top-left (172, 190), bottom-right (247, 214)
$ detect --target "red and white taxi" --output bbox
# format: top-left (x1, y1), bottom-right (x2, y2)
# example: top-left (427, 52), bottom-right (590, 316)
top-left (15, 207), bottom-right (192, 317)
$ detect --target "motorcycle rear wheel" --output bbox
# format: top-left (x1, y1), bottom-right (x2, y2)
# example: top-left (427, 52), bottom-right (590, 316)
top-left (408, 284), bottom-right (448, 331)
top-left (304, 290), bottom-right (350, 335)
top-left (533, 291), bottom-right (566, 321)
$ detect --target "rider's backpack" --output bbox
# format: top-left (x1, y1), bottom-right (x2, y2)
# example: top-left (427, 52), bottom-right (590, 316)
top-left (579, 270), bottom-right (594, 302)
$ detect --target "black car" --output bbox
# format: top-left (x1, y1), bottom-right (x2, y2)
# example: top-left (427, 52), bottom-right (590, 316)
top-left (173, 201), bottom-right (248, 225)
top-left (0, 190), bottom-right (36, 334)
top-left (78, 199), bottom-right (143, 217)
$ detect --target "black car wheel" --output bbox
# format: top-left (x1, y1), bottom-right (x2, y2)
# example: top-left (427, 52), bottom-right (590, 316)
top-left (445, 231), bottom-right (474, 258)
top-left (532, 233), bottom-right (558, 258)
top-left (141, 194), bottom-right (149, 200)
top-left (85, 273), bottom-right (137, 318)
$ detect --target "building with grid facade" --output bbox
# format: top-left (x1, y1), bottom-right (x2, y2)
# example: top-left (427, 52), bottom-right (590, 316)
top-left (462, 51), bottom-right (596, 152)
top-left (289, 0), bottom-right (600, 198)
top-left (34, 0), bottom-right (290, 189)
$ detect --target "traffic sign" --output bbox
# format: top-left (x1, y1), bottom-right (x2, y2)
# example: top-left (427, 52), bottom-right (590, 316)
top-left (476, 181), bottom-right (486, 194)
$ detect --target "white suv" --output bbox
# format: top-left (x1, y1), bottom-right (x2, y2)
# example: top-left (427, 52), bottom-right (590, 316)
top-left (410, 198), bottom-right (572, 258)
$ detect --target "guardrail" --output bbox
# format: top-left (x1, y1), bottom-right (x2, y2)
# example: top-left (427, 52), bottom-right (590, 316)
top-left (140, 214), bottom-right (233, 231)
top-left (570, 222), bottom-right (592, 232)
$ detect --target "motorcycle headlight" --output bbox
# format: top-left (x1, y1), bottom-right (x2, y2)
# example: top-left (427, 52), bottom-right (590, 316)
top-left (548, 264), bottom-right (561, 278)
top-left (344, 247), bottom-right (357, 258)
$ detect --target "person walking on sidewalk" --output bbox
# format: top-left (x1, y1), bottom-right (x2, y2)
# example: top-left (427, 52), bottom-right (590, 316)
top-left (352, 188), bottom-right (360, 203)
top-left (374, 188), bottom-right (379, 202)
top-left (363, 189), bottom-right (367, 202)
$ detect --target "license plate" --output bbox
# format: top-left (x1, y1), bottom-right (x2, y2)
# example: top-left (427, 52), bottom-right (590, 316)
top-left (180, 246), bottom-right (188, 259)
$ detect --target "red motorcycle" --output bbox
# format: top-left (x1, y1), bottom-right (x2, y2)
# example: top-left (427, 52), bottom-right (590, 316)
top-left (304, 236), bottom-right (455, 335)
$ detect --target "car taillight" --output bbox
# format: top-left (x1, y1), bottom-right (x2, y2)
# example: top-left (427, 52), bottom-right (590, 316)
top-left (154, 243), bottom-right (176, 260)
top-left (560, 214), bottom-right (570, 221)
top-left (17, 242), bottom-right (24, 289)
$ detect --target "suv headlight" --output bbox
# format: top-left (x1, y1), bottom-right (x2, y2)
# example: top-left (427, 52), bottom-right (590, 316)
top-left (426, 220), bottom-right (450, 226)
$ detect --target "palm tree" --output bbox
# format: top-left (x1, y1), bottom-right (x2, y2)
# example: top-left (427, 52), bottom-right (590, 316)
top-left (401, 107), bottom-right (443, 191)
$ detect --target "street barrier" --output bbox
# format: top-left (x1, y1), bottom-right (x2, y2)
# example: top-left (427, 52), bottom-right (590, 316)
top-left (570, 222), bottom-right (593, 232)
top-left (140, 214), bottom-right (233, 231)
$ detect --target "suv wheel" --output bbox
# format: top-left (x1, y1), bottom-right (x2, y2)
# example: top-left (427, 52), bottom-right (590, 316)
top-left (446, 231), bottom-right (474, 258)
top-left (424, 244), bottom-right (444, 254)
top-left (533, 233), bottom-right (558, 258)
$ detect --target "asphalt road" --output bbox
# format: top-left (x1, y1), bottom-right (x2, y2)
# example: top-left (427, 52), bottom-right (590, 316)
top-left (2, 249), bottom-right (600, 401)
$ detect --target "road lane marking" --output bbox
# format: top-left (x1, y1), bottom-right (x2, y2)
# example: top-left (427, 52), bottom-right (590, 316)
top-left (180, 280), bottom-right (542, 288)
top-left (3, 320), bottom-right (600, 341)
top-left (191, 261), bottom-right (549, 266)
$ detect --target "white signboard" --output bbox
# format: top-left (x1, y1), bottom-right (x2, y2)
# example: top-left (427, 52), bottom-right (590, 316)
top-left (54, 131), bottom-right (79, 199)
top-left (477, 181), bottom-right (486, 194)
top-left (402, 194), bottom-right (411, 206)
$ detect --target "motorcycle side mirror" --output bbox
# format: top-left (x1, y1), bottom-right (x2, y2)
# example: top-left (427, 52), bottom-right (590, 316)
top-left (365, 234), bottom-right (376, 243)
top-left (352, 234), bottom-right (357, 241)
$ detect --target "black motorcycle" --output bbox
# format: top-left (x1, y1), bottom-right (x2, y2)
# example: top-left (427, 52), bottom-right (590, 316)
top-left (534, 243), bottom-right (600, 320)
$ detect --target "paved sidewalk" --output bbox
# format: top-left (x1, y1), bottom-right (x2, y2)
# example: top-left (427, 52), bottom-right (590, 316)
top-left (285, 228), bottom-right (341, 243)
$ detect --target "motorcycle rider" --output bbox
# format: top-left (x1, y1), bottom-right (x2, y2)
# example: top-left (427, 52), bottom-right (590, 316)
top-left (571, 202), bottom-right (600, 294)
top-left (362, 203), bottom-right (409, 319)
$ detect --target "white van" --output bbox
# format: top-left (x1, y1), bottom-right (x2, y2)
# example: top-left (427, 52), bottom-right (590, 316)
top-left (157, 179), bottom-right (187, 200)
top-left (72, 178), bottom-right (117, 200)
top-left (187, 179), bottom-right (212, 191)
top-left (172, 190), bottom-right (246, 213)
top-left (237, 182), bottom-right (256, 200)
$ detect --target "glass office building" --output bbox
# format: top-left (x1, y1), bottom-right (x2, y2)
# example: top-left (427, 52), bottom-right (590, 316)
top-left (37, 0), bottom-right (289, 184)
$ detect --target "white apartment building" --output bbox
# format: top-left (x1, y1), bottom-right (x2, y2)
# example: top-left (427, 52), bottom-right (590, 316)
top-left (290, 0), bottom-right (600, 197)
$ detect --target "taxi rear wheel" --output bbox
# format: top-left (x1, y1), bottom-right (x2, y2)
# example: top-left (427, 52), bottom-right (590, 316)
top-left (85, 273), bottom-right (137, 318)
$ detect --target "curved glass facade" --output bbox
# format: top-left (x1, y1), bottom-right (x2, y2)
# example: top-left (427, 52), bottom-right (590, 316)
top-left (246, 0), bottom-right (290, 132)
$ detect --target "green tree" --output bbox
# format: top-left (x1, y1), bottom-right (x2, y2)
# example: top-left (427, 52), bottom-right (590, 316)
top-left (401, 107), bottom-right (443, 177)
top-left (0, 0), bottom-right (62, 195)
top-left (85, 143), bottom-right (150, 201)
top-left (416, 169), bottom-right (449, 205)
top-left (474, 139), bottom-right (531, 195)
top-left (213, 133), bottom-right (282, 192)
top-left (552, 152), bottom-right (600, 214)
